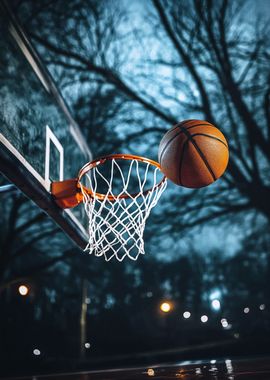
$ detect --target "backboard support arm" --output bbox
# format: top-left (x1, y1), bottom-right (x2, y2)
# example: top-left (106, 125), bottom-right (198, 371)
top-left (0, 143), bottom-right (88, 250)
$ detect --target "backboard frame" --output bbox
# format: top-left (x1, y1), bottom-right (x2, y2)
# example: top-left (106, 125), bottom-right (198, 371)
top-left (0, 1), bottom-right (92, 249)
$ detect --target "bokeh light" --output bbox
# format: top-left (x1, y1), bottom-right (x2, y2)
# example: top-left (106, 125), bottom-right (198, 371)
top-left (18, 285), bottom-right (29, 296)
top-left (147, 368), bottom-right (155, 376)
top-left (183, 311), bottom-right (191, 319)
top-left (221, 318), bottom-right (228, 328)
top-left (160, 302), bottom-right (172, 313)
top-left (201, 315), bottom-right (208, 323)
top-left (211, 299), bottom-right (221, 311)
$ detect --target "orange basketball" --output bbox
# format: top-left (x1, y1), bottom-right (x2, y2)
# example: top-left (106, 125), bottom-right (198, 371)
top-left (158, 120), bottom-right (229, 188)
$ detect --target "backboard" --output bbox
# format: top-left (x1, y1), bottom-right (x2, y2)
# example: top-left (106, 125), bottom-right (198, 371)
top-left (0, 2), bottom-right (92, 249)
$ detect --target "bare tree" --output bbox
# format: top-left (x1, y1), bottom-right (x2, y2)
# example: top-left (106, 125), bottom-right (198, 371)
top-left (12, 0), bottom-right (270, 233)
top-left (150, 0), bottom-right (270, 223)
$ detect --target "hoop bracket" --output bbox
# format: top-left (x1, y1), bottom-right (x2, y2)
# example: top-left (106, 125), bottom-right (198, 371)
top-left (51, 179), bottom-right (82, 208)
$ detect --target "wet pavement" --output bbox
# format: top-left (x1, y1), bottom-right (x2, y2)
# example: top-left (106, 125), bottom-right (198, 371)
top-left (5, 357), bottom-right (270, 379)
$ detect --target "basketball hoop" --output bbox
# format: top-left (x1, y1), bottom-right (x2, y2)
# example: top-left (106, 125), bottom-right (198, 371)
top-left (52, 154), bottom-right (167, 261)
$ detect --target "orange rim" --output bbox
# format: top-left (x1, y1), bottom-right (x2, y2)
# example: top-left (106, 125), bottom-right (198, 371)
top-left (78, 153), bottom-right (166, 201)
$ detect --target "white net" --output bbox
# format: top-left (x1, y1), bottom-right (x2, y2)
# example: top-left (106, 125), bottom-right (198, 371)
top-left (79, 157), bottom-right (167, 261)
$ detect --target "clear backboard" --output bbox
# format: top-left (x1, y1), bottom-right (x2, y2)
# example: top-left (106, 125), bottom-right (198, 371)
top-left (0, 2), bottom-right (92, 249)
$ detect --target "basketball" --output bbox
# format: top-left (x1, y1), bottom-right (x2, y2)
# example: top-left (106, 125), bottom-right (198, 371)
top-left (158, 120), bottom-right (229, 188)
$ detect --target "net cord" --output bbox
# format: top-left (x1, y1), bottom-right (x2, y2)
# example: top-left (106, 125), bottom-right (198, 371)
top-left (79, 158), bottom-right (167, 261)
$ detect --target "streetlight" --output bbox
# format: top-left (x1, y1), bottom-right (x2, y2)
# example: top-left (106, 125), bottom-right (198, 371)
top-left (147, 368), bottom-right (155, 376)
top-left (18, 285), bottom-right (29, 296)
top-left (160, 301), bottom-right (172, 313)
top-left (201, 315), bottom-right (208, 323)
top-left (183, 311), bottom-right (191, 319)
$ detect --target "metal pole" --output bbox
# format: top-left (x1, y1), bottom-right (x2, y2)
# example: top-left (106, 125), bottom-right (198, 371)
top-left (80, 279), bottom-right (88, 359)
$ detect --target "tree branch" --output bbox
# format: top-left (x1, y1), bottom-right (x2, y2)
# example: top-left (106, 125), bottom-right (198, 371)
top-left (30, 33), bottom-right (177, 125)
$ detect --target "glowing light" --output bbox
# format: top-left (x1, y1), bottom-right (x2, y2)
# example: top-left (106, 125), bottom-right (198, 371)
top-left (85, 297), bottom-right (91, 304)
top-left (183, 311), bottom-right (191, 319)
top-left (221, 318), bottom-right (231, 329)
top-left (160, 302), bottom-right (171, 313)
top-left (201, 315), bottom-right (208, 323)
top-left (221, 319), bottom-right (228, 328)
top-left (225, 359), bottom-right (233, 374)
top-left (18, 285), bottom-right (29, 296)
top-left (243, 307), bottom-right (250, 314)
top-left (211, 299), bottom-right (221, 311)
top-left (147, 368), bottom-right (155, 376)
top-left (210, 360), bottom-right (216, 364)
top-left (33, 349), bottom-right (40, 356)
top-left (259, 304), bottom-right (265, 310)
top-left (85, 342), bottom-right (90, 349)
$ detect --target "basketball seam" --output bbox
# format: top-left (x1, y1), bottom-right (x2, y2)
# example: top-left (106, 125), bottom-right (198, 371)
top-left (178, 140), bottom-right (187, 186)
top-left (159, 123), bottom-right (212, 164)
top-left (190, 133), bottom-right (228, 149)
top-left (167, 120), bottom-right (201, 135)
top-left (159, 129), bottom-right (184, 164)
top-left (166, 120), bottom-right (186, 135)
top-left (179, 127), bottom-right (217, 182)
